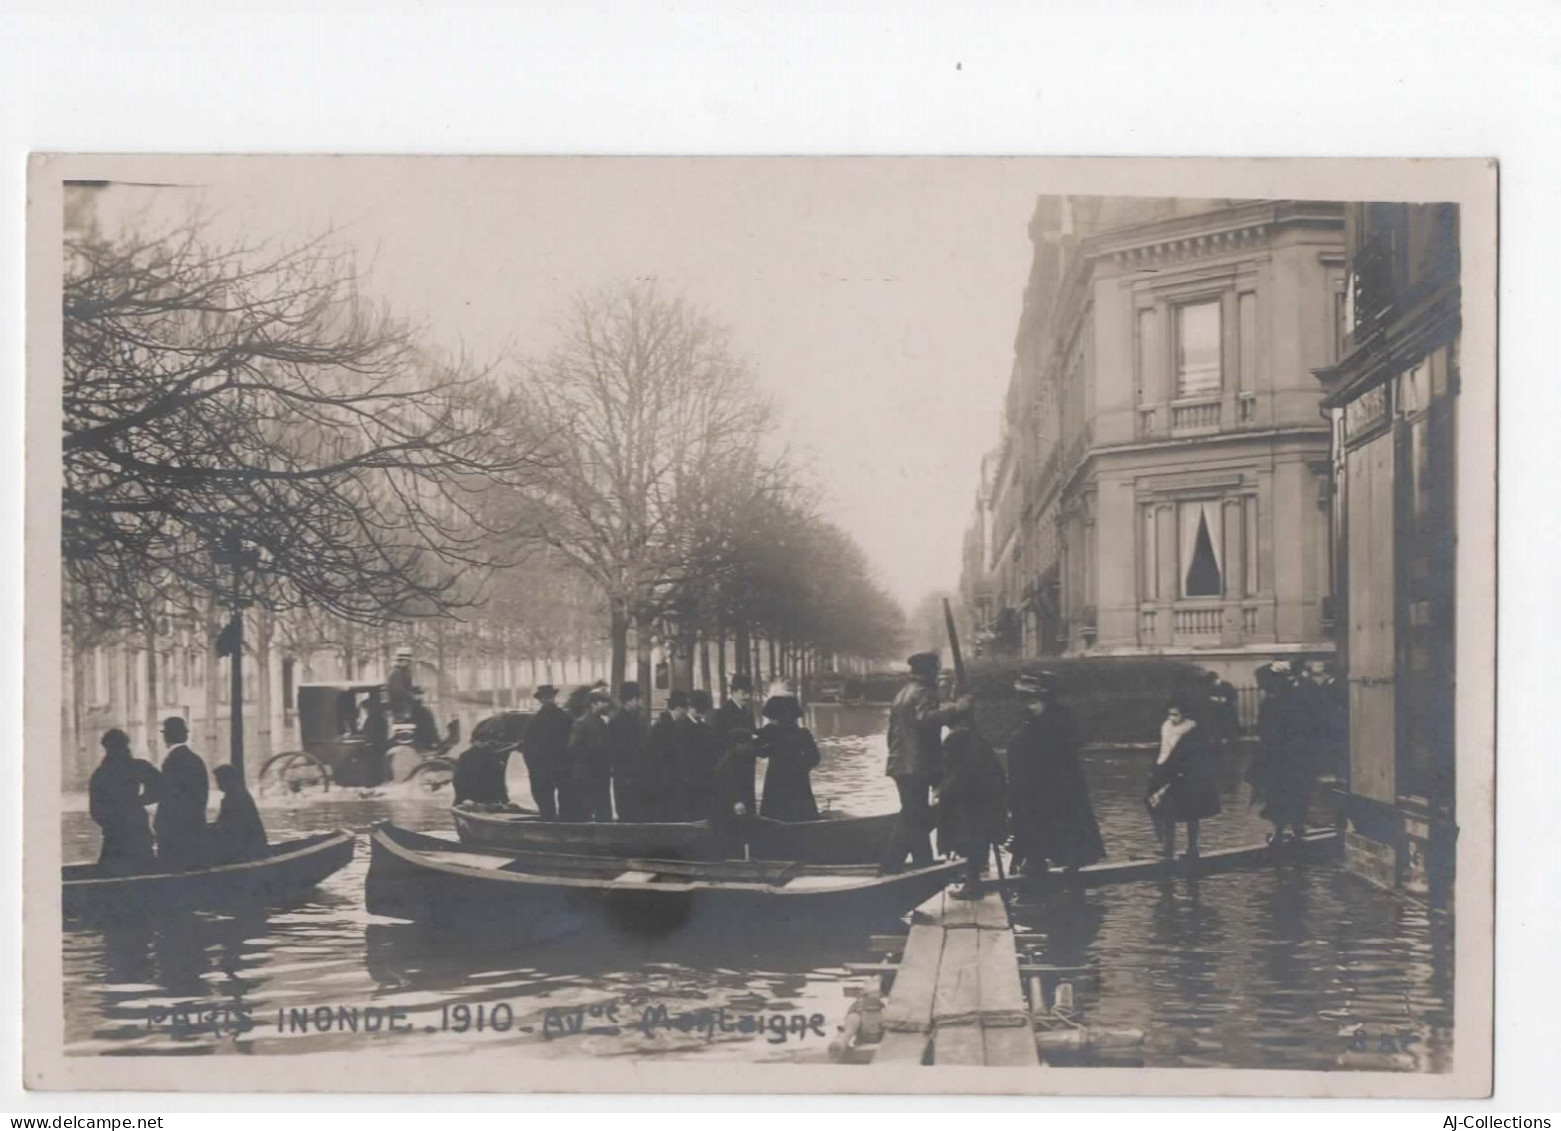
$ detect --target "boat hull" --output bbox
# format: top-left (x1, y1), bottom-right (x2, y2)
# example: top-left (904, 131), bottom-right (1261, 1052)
top-left (62, 831), bottom-right (356, 919)
top-left (449, 806), bottom-right (898, 865)
top-left (1013, 828), bottom-right (1342, 890)
top-left (369, 823), bottom-right (959, 942)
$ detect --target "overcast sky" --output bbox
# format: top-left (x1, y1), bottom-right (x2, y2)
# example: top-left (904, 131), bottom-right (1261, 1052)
top-left (92, 159), bottom-right (1045, 610)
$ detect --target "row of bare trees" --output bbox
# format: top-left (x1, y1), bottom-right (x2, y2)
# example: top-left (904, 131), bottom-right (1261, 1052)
top-left (63, 196), bottom-right (905, 748)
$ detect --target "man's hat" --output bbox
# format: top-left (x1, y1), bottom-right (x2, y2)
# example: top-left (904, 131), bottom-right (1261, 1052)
top-left (668, 689), bottom-right (691, 710)
top-left (533, 684), bottom-right (559, 700)
top-left (620, 681), bottom-right (642, 701)
top-left (689, 688), bottom-right (714, 712)
top-left (907, 651), bottom-right (941, 674)
top-left (1014, 671), bottom-right (1057, 698)
top-left (729, 674), bottom-right (754, 693)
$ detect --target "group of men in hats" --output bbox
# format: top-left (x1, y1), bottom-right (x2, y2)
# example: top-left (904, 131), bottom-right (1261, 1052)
top-left (882, 652), bottom-right (1104, 897)
top-left (503, 673), bottom-right (821, 826)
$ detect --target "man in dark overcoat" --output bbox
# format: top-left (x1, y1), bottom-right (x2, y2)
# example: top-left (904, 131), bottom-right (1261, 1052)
top-left (607, 682), bottom-right (649, 820)
top-left (644, 690), bottom-right (689, 820)
top-left (712, 675), bottom-right (757, 816)
top-left (673, 689), bottom-right (720, 822)
top-left (520, 684), bottom-right (572, 819)
top-left (155, 716), bottom-right (210, 870)
top-left (1007, 673), bottom-right (1105, 874)
top-left (567, 687), bottom-right (615, 821)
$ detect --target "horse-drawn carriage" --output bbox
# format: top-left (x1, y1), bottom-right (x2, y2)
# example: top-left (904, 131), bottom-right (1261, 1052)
top-left (258, 682), bottom-right (457, 796)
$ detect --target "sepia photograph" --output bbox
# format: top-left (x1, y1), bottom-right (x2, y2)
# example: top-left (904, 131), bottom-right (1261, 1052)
top-left (23, 156), bottom-right (1496, 1097)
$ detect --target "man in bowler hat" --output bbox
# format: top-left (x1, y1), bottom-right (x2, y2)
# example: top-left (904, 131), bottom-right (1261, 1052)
top-left (520, 684), bottom-right (572, 819)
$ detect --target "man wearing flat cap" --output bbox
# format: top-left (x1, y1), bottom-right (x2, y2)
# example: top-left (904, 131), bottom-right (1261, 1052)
top-left (882, 651), bottom-right (970, 872)
top-left (566, 686), bottom-right (616, 821)
top-left (520, 684), bottom-right (571, 819)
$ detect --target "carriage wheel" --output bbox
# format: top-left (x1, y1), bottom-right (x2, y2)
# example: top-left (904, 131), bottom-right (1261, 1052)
top-left (258, 751), bottom-right (332, 797)
top-left (404, 757), bottom-right (456, 794)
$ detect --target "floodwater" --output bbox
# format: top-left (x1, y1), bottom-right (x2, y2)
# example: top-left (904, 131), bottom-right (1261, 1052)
top-left (60, 704), bottom-right (1453, 1070)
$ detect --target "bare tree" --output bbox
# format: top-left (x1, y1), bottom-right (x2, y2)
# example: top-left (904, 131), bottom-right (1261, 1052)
top-left (63, 209), bottom-right (548, 637)
top-left (516, 280), bottom-right (776, 703)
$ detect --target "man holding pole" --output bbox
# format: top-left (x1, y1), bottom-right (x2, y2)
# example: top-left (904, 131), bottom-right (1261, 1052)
top-left (881, 650), bottom-right (969, 873)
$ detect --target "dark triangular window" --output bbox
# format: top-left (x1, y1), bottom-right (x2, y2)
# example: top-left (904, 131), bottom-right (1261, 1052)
top-left (1185, 511), bottom-right (1223, 597)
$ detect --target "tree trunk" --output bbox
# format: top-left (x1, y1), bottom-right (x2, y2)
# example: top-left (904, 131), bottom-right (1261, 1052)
top-left (203, 599), bottom-right (222, 758)
top-left (670, 620), bottom-right (695, 692)
top-left (142, 610), bottom-right (160, 764)
top-left (733, 621), bottom-right (748, 678)
top-left (716, 622), bottom-right (728, 696)
top-left (634, 605), bottom-right (655, 721)
top-left (768, 637), bottom-right (778, 681)
top-left (255, 608), bottom-right (274, 765)
top-left (698, 632), bottom-right (712, 692)
top-left (67, 639), bottom-right (86, 789)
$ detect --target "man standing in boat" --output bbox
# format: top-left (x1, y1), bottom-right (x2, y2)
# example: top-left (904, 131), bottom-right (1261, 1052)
top-left (520, 684), bottom-right (571, 819)
top-left (644, 690), bottom-right (689, 820)
top-left (155, 716), bottom-right (210, 870)
top-left (712, 674), bottom-right (757, 817)
top-left (881, 652), bottom-right (968, 873)
top-left (567, 686), bottom-right (616, 821)
top-left (676, 689), bottom-right (720, 821)
top-left (88, 728), bottom-right (161, 875)
top-left (607, 681), bottom-right (648, 820)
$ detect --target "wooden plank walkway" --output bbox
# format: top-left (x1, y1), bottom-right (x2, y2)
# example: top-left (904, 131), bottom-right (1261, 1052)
top-left (873, 887), bottom-right (1041, 1068)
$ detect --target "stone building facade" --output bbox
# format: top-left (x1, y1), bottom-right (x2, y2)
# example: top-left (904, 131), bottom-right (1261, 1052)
top-left (965, 197), bottom-right (1346, 683)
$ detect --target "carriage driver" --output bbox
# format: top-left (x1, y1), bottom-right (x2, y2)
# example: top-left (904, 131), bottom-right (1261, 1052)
top-left (387, 646), bottom-right (417, 721)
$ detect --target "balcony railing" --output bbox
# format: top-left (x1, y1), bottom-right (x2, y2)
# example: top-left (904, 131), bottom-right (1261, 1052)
top-left (1172, 606), bottom-right (1222, 636)
top-left (1170, 399), bottom-right (1221, 434)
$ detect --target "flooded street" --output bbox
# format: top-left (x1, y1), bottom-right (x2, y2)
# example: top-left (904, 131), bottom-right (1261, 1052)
top-left (61, 704), bottom-right (1452, 1069)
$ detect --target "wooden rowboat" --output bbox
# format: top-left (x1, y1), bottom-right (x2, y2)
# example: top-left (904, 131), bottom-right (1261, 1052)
top-left (449, 806), bottom-right (899, 865)
top-left (368, 822), bottom-right (961, 941)
top-left (62, 830), bottom-right (355, 919)
top-left (1009, 828), bottom-right (1342, 890)
top-left (450, 806), bottom-right (713, 859)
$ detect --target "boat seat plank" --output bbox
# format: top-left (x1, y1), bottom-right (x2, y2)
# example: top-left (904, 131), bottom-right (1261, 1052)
top-left (934, 1021), bottom-right (986, 1066)
top-left (881, 923), bottom-right (944, 1033)
top-left (613, 871), bottom-right (660, 884)
top-left (932, 925), bottom-right (982, 1023)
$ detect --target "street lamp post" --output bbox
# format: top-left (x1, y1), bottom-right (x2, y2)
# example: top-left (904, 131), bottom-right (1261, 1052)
top-left (212, 535), bottom-right (260, 775)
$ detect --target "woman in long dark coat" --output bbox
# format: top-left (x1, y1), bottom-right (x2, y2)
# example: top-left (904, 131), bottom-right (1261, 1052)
top-left (1247, 661), bottom-right (1316, 842)
top-left (1146, 694), bottom-right (1222, 859)
top-left (938, 702), bottom-right (1007, 897)
top-left (753, 686), bottom-right (820, 822)
top-left (1007, 672), bottom-right (1105, 874)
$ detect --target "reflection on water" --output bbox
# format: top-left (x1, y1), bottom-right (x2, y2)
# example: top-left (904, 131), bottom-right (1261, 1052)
top-left (61, 704), bottom-right (1452, 1069)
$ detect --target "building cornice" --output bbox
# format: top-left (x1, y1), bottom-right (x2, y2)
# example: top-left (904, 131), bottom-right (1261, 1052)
top-left (1051, 426), bottom-right (1333, 508)
top-left (1084, 200), bottom-right (1346, 268)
